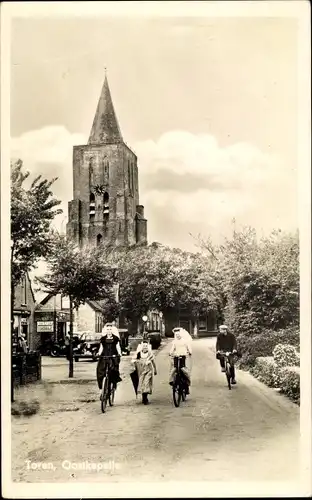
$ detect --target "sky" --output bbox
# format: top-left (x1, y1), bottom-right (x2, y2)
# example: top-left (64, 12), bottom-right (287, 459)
top-left (11, 15), bottom-right (299, 254)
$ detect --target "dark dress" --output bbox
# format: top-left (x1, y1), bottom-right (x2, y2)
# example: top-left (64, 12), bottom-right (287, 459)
top-left (96, 334), bottom-right (121, 389)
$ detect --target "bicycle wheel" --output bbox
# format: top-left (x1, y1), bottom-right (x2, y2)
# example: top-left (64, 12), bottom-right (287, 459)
top-left (108, 377), bottom-right (115, 406)
top-left (226, 363), bottom-right (232, 390)
top-left (173, 377), bottom-right (182, 407)
top-left (181, 376), bottom-right (187, 401)
top-left (101, 376), bottom-right (108, 413)
top-left (181, 387), bottom-right (186, 402)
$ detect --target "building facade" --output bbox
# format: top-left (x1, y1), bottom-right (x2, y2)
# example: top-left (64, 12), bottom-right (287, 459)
top-left (164, 308), bottom-right (219, 338)
top-left (13, 273), bottom-right (37, 350)
top-left (35, 294), bottom-right (106, 351)
top-left (66, 74), bottom-right (147, 248)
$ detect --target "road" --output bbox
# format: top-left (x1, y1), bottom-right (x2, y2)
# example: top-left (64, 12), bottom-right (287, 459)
top-left (11, 338), bottom-right (300, 483)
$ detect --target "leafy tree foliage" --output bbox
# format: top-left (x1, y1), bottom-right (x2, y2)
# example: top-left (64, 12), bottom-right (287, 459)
top-left (103, 243), bottom-right (222, 326)
top-left (11, 159), bottom-right (62, 288)
top-left (38, 236), bottom-right (115, 309)
top-left (197, 226), bottom-right (299, 336)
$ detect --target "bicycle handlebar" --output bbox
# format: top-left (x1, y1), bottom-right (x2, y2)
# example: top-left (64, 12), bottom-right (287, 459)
top-left (99, 355), bottom-right (119, 359)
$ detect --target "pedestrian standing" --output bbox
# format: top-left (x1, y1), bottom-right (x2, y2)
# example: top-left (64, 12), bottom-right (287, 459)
top-left (131, 341), bottom-right (157, 405)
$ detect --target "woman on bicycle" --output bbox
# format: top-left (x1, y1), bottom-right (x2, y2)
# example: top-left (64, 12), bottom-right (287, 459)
top-left (169, 327), bottom-right (192, 393)
top-left (96, 323), bottom-right (122, 396)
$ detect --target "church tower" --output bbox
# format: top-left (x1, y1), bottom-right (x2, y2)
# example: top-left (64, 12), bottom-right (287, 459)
top-left (66, 74), bottom-right (147, 248)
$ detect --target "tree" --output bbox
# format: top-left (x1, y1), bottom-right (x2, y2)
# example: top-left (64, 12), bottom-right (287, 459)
top-left (196, 225), bottom-right (299, 336)
top-left (11, 159), bottom-right (62, 289)
top-left (105, 244), bottom-right (222, 334)
top-left (37, 236), bottom-right (116, 377)
top-left (10, 159), bottom-right (62, 401)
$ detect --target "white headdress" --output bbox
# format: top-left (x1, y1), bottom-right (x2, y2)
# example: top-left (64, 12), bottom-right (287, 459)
top-left (102, 323), bottom-right (120, 338)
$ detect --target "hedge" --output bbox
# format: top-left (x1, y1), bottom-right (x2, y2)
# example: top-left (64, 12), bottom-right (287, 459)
top-left (250, 348), bottom-right (300, 404)
top-left (237, 327), bottom-right (299, 368)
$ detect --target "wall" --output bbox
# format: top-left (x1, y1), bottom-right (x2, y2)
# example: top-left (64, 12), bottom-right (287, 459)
top-left (13, 274), bottom-right (37, 350)
top-left (74, 302), bottom-right (96, 332)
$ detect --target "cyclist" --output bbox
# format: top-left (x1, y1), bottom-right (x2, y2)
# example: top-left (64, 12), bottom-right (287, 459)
top-left (169, 327), bottom-right (192, 393)
top-left (96, 323), bottom-right (122, 398)
top-left (216, 324), bottom-right (238, 384)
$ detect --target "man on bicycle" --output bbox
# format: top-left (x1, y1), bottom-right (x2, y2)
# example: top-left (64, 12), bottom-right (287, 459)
top-left (216, 324), bottom-right (238, 384)
top-left (96, 323), bottom-right (122, 396)
top-left (169, 327), bottom-right (192, 393)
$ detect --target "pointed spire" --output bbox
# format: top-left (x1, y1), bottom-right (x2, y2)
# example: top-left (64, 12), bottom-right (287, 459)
top-left (88, 72), bottom-right (123, 145)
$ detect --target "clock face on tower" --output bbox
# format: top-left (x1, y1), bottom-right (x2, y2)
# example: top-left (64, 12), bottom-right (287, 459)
top-left (93, 184), bottom-right (106, 195)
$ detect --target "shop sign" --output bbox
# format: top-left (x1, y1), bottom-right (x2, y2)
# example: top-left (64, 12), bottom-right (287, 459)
top-left (37, 321), bottom-right (54, 333)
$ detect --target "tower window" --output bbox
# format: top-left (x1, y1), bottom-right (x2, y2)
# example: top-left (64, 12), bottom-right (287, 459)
top-left (89, 158), bottom-right (94, 187)
top-left (104, 161), bottom-right (109, 183)
top-left (97, 234), bottom-right (103, 246)
top-left (89, 193), bottom-right (95, 220)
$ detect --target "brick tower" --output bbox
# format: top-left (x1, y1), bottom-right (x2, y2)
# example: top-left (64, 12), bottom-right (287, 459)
top-left (66, 74), bottom-right (147, 248)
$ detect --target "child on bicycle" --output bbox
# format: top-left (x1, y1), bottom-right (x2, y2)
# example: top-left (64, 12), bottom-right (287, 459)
top-left (169, 327), bottom-right (192, 393)
top-left (216, 324), bottom-right (238, 384)
top-left (96, 323), bottom-right (122, 395)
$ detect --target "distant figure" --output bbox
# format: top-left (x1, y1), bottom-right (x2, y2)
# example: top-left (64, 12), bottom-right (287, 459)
top-left (17, 333), bottom-right (28, 353)
top-left (64, 332), bottom-right (70, 360)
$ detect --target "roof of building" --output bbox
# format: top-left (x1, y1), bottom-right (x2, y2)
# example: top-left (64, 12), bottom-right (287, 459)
top-left (36, 293), bottom-right (107, 313)
top-left (88, 74), bottom-right (123, 145)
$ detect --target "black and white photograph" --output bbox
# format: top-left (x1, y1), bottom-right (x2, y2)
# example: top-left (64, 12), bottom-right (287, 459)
top-left (1, 1), bottom-right (311, 498)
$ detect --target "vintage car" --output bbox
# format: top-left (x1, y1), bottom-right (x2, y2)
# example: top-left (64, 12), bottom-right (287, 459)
top-left (74, 329), bottom-right (131, 361)
top-left (74, 332), bottom-right (102, 362)
top-left (147, 331), bottom-right (162, 350)
top-left (119, 328), bottom-right (130, 355)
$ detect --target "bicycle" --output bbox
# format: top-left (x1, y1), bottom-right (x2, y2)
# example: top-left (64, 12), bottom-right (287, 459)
top-left (219, 351), bottom-right (237, 390)
top-left (100, 355), bottom-right (118, 413)
top-left (171, 355), bottom-right (189, 407)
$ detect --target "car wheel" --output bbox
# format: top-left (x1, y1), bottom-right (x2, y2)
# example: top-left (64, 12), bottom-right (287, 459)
top-left (75, 357), bottom-right (79, 362)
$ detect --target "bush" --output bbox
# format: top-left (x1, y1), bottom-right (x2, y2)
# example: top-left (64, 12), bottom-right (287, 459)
top-left (11, 399), bottom-right (40, 417)
top-left (250, 355), bottom-right (300, 404)
top-left (250, 356), bottom-right (276, 387)
top-left (273, 343), bottom-right (300, 368)
top-left (279, 366), bottom-right (300, 404)
top-left (237, 327), bottom-right (299, 367)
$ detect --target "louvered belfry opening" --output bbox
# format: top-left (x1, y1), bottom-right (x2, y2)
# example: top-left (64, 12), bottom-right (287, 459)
top-left (89, 193), bottom-right (95, 221)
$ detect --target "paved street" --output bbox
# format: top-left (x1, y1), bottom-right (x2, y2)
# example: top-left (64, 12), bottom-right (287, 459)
top-left (12, 338), bottom-right (299, 483)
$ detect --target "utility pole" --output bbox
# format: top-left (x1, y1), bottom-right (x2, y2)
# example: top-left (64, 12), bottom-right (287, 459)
top-left (53, 294), bottom-right (57, 343)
